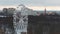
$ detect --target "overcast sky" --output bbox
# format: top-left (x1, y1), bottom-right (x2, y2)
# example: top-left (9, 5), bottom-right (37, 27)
top-left (0, 0), bottom-right (60, 10)
top-left (0, 0), bottom-right (60, 6)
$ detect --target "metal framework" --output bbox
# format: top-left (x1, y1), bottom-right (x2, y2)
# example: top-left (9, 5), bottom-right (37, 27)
top-left (13, 5), bottom-right (28, 34)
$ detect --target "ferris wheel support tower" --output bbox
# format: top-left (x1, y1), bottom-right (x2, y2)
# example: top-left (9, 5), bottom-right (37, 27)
top-left (13, 4), bottom-right (28, 34)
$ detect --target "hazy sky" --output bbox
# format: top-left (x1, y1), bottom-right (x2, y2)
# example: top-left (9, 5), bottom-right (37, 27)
top-left (0, 0), bottom-right (60, 6)
top-left (0, 0), bottom-right (60, 10)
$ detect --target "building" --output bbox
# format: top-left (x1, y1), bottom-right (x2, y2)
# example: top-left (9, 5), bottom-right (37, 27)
top-left (28, 12), bottom-right (60, 34)
top-left (0, 12), bottom-right (14, 34)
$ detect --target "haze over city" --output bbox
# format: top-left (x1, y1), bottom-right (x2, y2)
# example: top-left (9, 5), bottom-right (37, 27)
top-left (0, 0), bottom-right (60, 10)
top-left (0, 0), bottom-right (60, 34)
